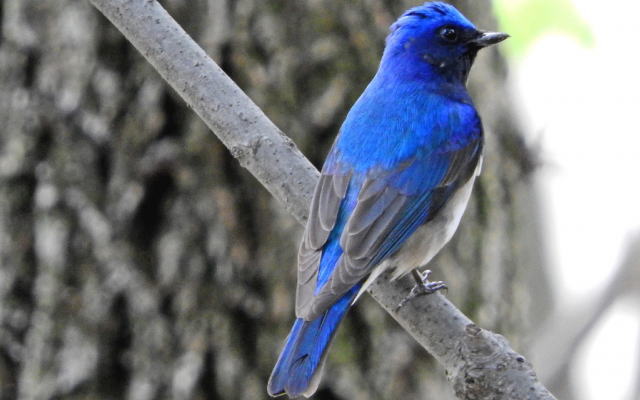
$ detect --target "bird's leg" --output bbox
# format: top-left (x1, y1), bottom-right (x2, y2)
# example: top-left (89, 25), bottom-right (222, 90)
top-left (395, 269), bottom-right (447, 311)
top-left (411, 269), bottom-right (448, 295)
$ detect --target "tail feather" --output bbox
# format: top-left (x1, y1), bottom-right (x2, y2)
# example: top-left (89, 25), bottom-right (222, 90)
top-left (268, 285), bottom-right (360, 398)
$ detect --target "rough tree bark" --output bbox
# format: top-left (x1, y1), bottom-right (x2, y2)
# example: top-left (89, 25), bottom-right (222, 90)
top-left (0, 1), bottom-right (551, 399)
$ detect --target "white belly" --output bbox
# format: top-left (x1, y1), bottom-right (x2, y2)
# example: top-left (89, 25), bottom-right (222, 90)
top-left (388, 174), bottom-right (475, 279)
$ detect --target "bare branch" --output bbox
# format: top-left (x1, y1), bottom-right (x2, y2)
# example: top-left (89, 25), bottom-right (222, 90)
top-left (88, 0), bottom-right (556, 398)
top-left (90, 0), bottom-right (317, 224)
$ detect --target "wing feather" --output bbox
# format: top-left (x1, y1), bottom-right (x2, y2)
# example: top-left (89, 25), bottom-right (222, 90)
top-left (296, 172), bottom-right (351, 318)
top-left (297, 138), bottom-right (482, 320)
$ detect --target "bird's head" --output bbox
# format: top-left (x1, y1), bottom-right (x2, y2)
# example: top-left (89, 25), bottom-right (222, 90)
top-left (381, 2), bottom-right (508, 84)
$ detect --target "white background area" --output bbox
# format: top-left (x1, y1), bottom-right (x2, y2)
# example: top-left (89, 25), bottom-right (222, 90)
top-left (512, 0), bottom-right (640, 398)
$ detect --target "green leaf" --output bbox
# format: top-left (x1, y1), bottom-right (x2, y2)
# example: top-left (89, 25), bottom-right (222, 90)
top-left (494, 0), bottom-right (594, 56)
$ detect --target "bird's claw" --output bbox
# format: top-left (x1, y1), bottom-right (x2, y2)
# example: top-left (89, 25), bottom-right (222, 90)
top-left (395, 269), bottom-right (447, 311)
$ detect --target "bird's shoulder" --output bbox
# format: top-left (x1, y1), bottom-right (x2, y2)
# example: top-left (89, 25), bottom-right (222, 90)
top-left (328, 82), bottom-right (481, 173)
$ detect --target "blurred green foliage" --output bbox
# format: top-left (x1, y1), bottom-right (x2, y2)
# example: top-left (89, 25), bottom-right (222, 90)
top-left (494, 0), bottom-right (594, 56)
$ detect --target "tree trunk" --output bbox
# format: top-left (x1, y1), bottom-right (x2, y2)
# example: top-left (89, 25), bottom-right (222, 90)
top-left (0, 1), bottom-right (549, 399)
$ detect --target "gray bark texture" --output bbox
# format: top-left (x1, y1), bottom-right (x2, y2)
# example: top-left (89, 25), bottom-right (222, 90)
top-left (0, 0), bottom-right (551, 399)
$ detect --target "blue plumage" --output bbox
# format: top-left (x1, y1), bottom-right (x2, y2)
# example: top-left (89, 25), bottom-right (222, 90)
top-left (268, 286), bottom-right (360, 397)
top-left (268, 2), bottom-right (508, 397)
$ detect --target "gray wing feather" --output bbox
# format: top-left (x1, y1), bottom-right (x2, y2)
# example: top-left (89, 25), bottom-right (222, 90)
top-left (296, 172), bottom-right (351, 319)
top-left (298, 176), bottom-right (410, 319)
top-left (302, 189), bottom-right (409, 319)
top-left (342, 188), bottom-right (407, 260)
top-left (305, 175), bottom-right (335, 249)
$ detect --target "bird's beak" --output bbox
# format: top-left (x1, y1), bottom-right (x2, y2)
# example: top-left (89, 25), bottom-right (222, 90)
top-left (470, 31), bottom-right (510, 48)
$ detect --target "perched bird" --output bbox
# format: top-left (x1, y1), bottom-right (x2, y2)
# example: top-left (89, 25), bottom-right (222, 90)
top-left (268, 2), bottom-right (508, 398)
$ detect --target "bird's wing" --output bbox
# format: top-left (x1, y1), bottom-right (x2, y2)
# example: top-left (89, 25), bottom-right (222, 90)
top-left (296, 137), bottom-right (482, 320)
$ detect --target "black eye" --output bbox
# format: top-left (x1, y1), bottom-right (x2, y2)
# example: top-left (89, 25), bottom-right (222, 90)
top-left (439, 27), bottom-right (458, 43)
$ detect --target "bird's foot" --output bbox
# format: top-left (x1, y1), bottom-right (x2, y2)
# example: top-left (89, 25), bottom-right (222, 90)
top-left (395, 269), bottom-right (447, 311)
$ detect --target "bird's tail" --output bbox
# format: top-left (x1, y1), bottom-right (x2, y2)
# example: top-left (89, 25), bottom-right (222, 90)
top-left (267, 285), bottom-right (360, 398)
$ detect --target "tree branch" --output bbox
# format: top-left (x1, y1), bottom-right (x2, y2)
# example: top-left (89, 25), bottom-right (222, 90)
top-left (88, 0), bottom-right (556, 398)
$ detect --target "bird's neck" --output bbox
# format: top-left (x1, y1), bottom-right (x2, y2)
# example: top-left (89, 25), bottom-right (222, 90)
top-left (376, 50), bottom-right (473, 103)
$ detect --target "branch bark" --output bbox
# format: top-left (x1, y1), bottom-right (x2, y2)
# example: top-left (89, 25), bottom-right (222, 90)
top-left (87, 0), bottom-right (556, 398)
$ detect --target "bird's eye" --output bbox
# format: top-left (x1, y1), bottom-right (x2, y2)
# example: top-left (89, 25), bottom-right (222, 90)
top-left (439, 27), bottom-right (458, 43)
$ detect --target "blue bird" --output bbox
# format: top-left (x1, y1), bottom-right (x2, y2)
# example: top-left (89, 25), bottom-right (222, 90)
top-left (268, 2), bottom-right (508, 397)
